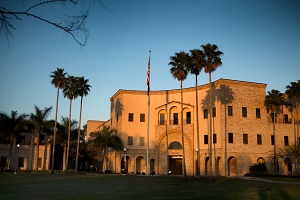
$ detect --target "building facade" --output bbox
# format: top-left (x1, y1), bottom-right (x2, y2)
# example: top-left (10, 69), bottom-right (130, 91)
top-left (89, 78), bottom-right (299, 176)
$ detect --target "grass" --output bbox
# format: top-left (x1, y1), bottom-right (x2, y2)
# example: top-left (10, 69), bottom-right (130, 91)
top-left (0, 173), bottom-right (300, 200)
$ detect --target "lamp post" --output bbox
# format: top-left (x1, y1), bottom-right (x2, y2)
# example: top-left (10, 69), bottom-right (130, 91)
top-left (15, 144), bottom-right (20, 174)
top-left (196, 148), bottom-right (199, 177)
top-left (124, 148), bottom-right (126, 174)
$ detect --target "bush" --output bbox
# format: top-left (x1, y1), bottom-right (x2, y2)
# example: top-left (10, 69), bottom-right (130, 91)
top-left (248, 163), bottom-right (267, 175)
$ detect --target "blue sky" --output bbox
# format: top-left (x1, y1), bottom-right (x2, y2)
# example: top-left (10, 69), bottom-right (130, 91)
top-left (0, 0), bottom-right (299, 128)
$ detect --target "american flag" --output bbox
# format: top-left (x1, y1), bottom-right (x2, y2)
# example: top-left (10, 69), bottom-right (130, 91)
top-left (147, 51), bottom-right (151, 95)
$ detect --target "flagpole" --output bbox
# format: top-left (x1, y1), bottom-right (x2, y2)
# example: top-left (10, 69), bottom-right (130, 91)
top-left (146, 50), bottom-right (151, 176)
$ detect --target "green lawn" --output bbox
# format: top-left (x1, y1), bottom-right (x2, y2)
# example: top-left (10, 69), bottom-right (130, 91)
top-left (0, 173), bottom-right (300, 200)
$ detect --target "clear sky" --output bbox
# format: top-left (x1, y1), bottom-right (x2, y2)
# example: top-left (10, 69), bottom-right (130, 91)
top-left (1, 0), bottom-right (299, 128)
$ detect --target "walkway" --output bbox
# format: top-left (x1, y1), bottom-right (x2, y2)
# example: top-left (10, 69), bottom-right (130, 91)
top-left (231, 176), bottom-right (300, 185)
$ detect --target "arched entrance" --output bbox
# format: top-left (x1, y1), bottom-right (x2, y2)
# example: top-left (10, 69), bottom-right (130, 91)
top-left (136, 156), bottom-right (146, 173)
top-left (284, 158), bottom-right (292, 175)
top-left (270, 157), bottom-right (279, 174)
top-left (205, 157), bottom-right (210, 175)
top-left (150, 159), bottom-right (155, 173)
top-left (228, 156), bottom-right (237, 176)
top-left (168, 141), bottom-right (182, 174)
top-left (216, 157), bottom-right (221, 176)
top-left (120, 156), bottom-right (130, 173)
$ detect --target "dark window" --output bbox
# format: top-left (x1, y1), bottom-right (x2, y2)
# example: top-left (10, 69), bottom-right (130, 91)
top-left (186, 112), bottom-right (191, 124)
top-left (173, 113), bottom-right (178, 125)
top-left (228, 106), bottom-right (233, 116)
top-left (256, 108), bottom-right (261, 118)
top-left (18, 157), bottom-right (24, 168)
top-left (284, 136), bottom-right (289, 146)
top-left (204, 135), bottom-right (208, 144)
top-left (128, 113), bottom-right (134, 122)
top-left (243, 134), bottom-right (248, 144)
top-left (39, 134), bottom-right (45, 144)
top-left (228, 133), bottom-right (233, 143)
top-left (213, 107), bottom-right (216, 117)
top-left (0, 156), bottom-right (7, 167)
top-left (213, 134), bottom-right (217, 144)
top-left (284, 114), bottom-right (289, 123)
top-left (203, 109), bottom-right (208, 119)
top-left (271, 135), bottom-right (274, 145)
top-left (159, 113), bottom-right (165, 125)
top-left (168, 142), bottom-right (182, 149)
top-left (271, 113), bottom-right (275, 122)
top-left (242, 107), bottom-right (247, 117)
top-left (257, 134), bottom-right (262, 145)
top-left (16, 136), bottom-right (25, 145)
top-left (128, 136), bottom-right (133, 145)
top-left (140, 113), bottom-right (145, 122)
top-left (139, 137), bottom-right (145, 146)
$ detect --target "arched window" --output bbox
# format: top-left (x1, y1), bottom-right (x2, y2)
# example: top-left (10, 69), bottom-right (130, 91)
top-left (168, 141), bottom-right (182, 149)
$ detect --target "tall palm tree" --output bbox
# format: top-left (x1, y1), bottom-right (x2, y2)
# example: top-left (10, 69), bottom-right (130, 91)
top-left (62, 75), bottom-right (79, 173)
top-left (30, 105), bottom-right (52, 170)
top-left (201, 43), bottom-right (223, 179)
top-left (285, 80), bottom-right (300, 144)
top-left (169, 51), bottom-right (189, 179)
top-left (50, 68), bottom-right (67, 174)
top-left (75, 76), bottom-right (91, 173)
top-left (187, 49), bottom-right (205, 178)
top-left (0, 111), bottom-right (28, 170)
top-left (264, 89), bottom-right (285, 175)
top-left (89, 125), bottom-right (124, 173)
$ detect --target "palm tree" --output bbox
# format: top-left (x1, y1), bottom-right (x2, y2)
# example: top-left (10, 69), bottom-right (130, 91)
top-left (30, 105), bottom-right (52, 170)
top-left (187, 49), bottom-right (205, 178)
top-left (50, 68), bottom-right (67, 174)
top-left (0, 111), bottom-right (28, 170)
top-left (201, 43), bottom-right (223, 179)
top-left (169, 51), bottom-right (189, 179)
top-left (62, 75), bottom-right (79, 173)
top-left (285, 80), bottom-right (300, 144)
top-left (264, 89), bottom-right (285, 175)
top-left (75, 76), bottom-right (91, 173)
top-left (89, 125), bottom-right (124, 173)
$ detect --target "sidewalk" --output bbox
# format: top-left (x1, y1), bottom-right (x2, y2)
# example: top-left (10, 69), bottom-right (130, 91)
top-left (231, 176), bottom-right (300, 185)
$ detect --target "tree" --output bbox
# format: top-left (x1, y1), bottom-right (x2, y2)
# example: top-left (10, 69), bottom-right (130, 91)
top-left (285, 80), bottom-right (300, 144)
top-left (187, 49), bottom-right (205, 178)
top-left (264, 89), bottom-right (285, 175)
top-left (88, 125), bottom-right (123, 173)
top-left (201, 43), bottom-right (223, 179)
top-left (62, 75), bottom-right (79, 173)
top-left (30, 105), bottom-right (52, 170)
top-left (277, 144), bottom-right (300, 175)
top-left (50, 68), bottom-right (67, 174)
top-left (169, 51), bottom-right (189, 180)
top-left (75, 76), bottom-right (91, 173)
top-left (0, 111), bottom-right (28, 170)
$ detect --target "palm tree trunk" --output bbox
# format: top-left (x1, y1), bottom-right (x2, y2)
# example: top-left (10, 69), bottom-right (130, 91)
top-left (195, 75), bottom-right (200, 178)
top-left (35, 132), bottom-right (40, 171)
top-left (63, 142), bottom-right (67, 171)
top-left (51, 87), bottom-right (60, 174)
top-left (180, 80), bottom-right (187, 180)
top-left (102, 148), bottom-right (106, 173)
top-left (65, 99), bottom-right (72, 173)
top-left (75, 97), bottom-right (83, 173)
top-left (272, 110), bottom-right (278, 175)
top-left (209, 72), bottom-right (213, 180)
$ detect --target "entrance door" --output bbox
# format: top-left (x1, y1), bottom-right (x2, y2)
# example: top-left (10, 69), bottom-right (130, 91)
top-left (168, 156), bottom-right (182, 175)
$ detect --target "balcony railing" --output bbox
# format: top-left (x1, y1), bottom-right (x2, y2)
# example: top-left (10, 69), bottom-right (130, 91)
top-left (158, 120), bottom-right (192, 126)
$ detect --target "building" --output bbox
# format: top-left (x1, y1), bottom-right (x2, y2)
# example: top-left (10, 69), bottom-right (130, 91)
top-left (88, 78), bottom-right (299, 176)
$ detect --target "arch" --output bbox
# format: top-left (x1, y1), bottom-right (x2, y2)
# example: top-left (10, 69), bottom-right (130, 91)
top-left (257, 157), bottom-right (265, 164)
top-left (169, 106), bottom-right (179, 125)
top-left (183, 107), bottom-right (192, 124)
top-left (158, 109), bottom-right (167, 125)
top-left (284, 158), bottom-right (292, 175)
top-left (228, 156), bottom-right (237, 176)
top-left (136, 156), bottom-right (146, 173)
top-left (120, 156), bottom-right (130, 173)
top-left (205, 157), bottom-right (211, 175)
top-left (168, 141), bottom-right (182, 149)
top-left (270, 157), bottom-right (279, 174)
top-left (150, 159), bottom-right (155, 173)
top-left (216, 156), bottom-right (221, 176)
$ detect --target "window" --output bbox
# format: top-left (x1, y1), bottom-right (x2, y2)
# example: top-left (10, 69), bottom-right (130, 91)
top-left (213, 107), bottom-right (216, 117)
top-left (159, 113), bottom-right (165, 125)
top-left (243, 134), bottom-right (248, 144)
top-left (128, 113), bottom-right (134, 122)
top-left (271, 113), bottom-right (275, 122)
top-left (228, 133), bottom-right (233, 143)
top-left (173, 113), bottom-right (178, 125)
top-left (284, 136), bottom-right (289, 146)
top-left (256, 108), bottom-right (261, 118)
top-left (257, 134), bottom-right (262, 145)
top-left (18, 157), bottom-right (24, 168)
top-left (140, 113), bottom-right (145, 122)
top-left (204, 135), bottom-right (208, 144)
top-left (203, 109), bottom-right (208, 119)
top-left (213, 134), bottom-right (217, 144)
top-left (139, 137), bottom-right (145, 146)
top-left (0, 156), bottom-right (7, 167)
top-left (242, 107), bottom-right (247, 117)
top-left (228, 106), bottom-right (233, 116)
top-left (186, 112), bottom-right (191, 124)
top-left (271, 135), bottom-right (274, 145)
top-left (128, 136), bottom-right (133, 145)
top-left (168, 142), bottom-right (182, 149)
top-left (284, 114), bottom-right (289, 123)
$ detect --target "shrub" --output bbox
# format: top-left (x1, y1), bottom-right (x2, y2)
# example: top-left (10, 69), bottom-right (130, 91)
top-left (248, 163), bottom-right (267, 175)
